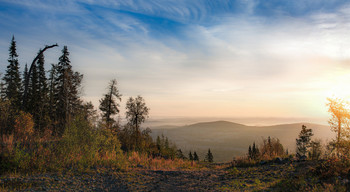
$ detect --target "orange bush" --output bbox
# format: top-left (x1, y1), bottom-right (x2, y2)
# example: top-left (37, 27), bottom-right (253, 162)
top-left (14, 111), bottom-right (34, 142)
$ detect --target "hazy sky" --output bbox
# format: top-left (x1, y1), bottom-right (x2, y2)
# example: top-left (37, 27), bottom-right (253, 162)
top-left (1, 0), bottom-right (350, 121)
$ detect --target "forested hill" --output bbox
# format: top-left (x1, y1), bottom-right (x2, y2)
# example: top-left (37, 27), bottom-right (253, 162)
top-left (150, 121), bottom-right (333, 162)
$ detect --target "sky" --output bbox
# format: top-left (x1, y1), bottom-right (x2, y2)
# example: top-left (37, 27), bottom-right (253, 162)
top-left (0, 0), bottom-right (350, 122)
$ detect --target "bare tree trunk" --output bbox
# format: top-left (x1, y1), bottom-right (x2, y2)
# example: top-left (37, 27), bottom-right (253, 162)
top-left (337, 119), bottom-right (341, 157)
top-left (22, 44), bottom-right (58, 109)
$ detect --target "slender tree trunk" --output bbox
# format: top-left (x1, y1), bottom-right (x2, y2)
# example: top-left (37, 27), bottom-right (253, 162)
top-left (337, 118), bottom-right (341, 157)
top-left (107, 82), bottom-right (113, 128)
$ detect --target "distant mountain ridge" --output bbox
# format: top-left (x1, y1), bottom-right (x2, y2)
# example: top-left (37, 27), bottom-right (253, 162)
top-left (181, 120), bottom-right (324, 129)
top-left (180, 120), bottom-right (246, 128)
top-left (149, 121), bottom-right (333, 162)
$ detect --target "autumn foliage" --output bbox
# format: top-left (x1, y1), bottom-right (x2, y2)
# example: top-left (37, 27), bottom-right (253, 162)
top-left (14, 111), bottom-right (34, 142)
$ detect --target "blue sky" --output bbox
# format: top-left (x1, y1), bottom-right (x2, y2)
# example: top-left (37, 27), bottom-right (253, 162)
top-left (1, 0), bottom-right (350, 121)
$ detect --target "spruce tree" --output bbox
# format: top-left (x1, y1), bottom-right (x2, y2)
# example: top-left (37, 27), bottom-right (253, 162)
top-left (205, 148), bottom-right (214, 163)
top-left (248, 142), bottom-right (260, 160)
top-left (22, 64), bottom-right (28, 95)
top-left (55, 46), bottom-right (71, 131)
top-left (36, 51), bottom-right (49, 133)
top-left (248, 145), bottom-right (252, 159)
top-left (3, 36), bottom-right (21, 108)
top-left (99, 79), bottom-right (121, 128)
top-left (308, 140), bottom-right (322, 160)
top-left (156, 135), bottom-right (161, 151)
top-left (48, 64), bottom-right (58, 124)
top-left (296, 125), bottom-right (313, 158)
top-left (54, 46), bottom-right (83, 136)
top-left (189, 151), bottom-right (193, 161)
top-left (165, 137), bottom-right (169, 149)
top-left (28, 60), bottom-right (38, 113)
top-left (268, 136), bottom-right (272, 157)
top-left (176, 149), bottom-right (185, 159)
top-left (252, 142), bottom-right (259, 160)
top-left (193, 151), bottom-right (199, 161)
top-left (81, 101), bottom-right (97, 125)
top-left (0, 74), bottom-right (5, 100)
top-left (26, 57), bottom-right (49, 133)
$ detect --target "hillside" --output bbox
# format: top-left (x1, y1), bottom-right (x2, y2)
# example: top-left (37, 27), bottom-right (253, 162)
top-left (150, 121), bottom-right (333, 162)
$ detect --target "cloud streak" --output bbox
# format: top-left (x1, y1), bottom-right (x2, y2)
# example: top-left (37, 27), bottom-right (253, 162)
top-left (0, 0), bottom-right (350, 120)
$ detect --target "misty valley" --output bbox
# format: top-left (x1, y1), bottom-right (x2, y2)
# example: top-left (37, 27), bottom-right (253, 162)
top-left (149, 120), bottom-right (333, 162)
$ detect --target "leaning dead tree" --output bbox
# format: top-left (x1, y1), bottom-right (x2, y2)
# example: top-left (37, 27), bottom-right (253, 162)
top-left (22, 44), bottom-right (58, 108)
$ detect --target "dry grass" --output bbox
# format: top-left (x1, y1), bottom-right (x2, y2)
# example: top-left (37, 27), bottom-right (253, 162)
top-left (127, 152), bottom-right (200, 171)
top-left (232, 156), bottom-right (258, 167)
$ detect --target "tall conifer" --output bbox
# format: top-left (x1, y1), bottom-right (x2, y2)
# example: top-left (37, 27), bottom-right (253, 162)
top-left (248, 145), bottom-right (252, 159)
top-left (193, 151), bottom-right (199, 161)
top-left (36, 51), bottom-right (49, 133)
top-left (3, 36), bottom-right (21, 108)
top-left (54, 46), bottom-right (83, 136)
top-left (189, 151), bottom-right (193, 161)
top-left (205, 148), bottom-right (214, 163)
top-left (252, 142), bottom-right (259, 159)
top-left (48, 64), bottom-right (58, 124)
top-left (28, 60), bottom-right (38, 113)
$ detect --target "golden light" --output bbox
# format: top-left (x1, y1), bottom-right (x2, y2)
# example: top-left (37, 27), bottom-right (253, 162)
top-left (324, 72), bottom-right (350, 100)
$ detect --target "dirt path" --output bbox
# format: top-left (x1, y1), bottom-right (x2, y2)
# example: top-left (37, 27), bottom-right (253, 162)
top-left (138, 169), bottom-right (228, 191)
top-left (1, 169), bottom-right (228, 191)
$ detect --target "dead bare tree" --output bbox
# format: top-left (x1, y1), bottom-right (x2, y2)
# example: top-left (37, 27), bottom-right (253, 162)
top-left (22, 44), bottom-right (58, 108)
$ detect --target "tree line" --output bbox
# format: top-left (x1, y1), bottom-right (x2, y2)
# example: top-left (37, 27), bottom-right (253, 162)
top-left (0, 36), bottom-right (213, 173)
top-left (0, 36), bottom-right (150, 151)
top-left (1, 37), bottom-right (85, 139)
top-left (244, 97), bottom-right (350, 162)
top-left (188, 149), bottom-right (213, 163)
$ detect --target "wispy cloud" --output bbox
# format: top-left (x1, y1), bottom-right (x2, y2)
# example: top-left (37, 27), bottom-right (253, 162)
top-left (1, 0), bottom-right (350, 119)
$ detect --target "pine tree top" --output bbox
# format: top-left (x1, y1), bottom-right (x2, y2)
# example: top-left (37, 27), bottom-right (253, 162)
top-left (9, 35), bottom-right (18, 58)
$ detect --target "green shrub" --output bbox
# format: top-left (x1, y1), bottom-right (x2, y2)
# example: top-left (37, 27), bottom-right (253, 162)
top-left (58, 114), bottom-right (125, 169)
top-left (12, 144), bottom-right (31, 171)
top-left (0, 113), bottom-right (127, 173)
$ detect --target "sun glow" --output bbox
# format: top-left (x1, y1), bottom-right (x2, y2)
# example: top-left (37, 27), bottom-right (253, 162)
top-left (324, 72), bottom-right (350, 100)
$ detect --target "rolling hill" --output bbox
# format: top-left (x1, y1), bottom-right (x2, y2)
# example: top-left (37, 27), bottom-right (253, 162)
top-left (149, 121), bottom-right (333, 162)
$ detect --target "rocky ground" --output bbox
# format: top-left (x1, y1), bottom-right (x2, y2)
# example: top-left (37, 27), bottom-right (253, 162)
top-left (0, 161), bottom-right (347, 191)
